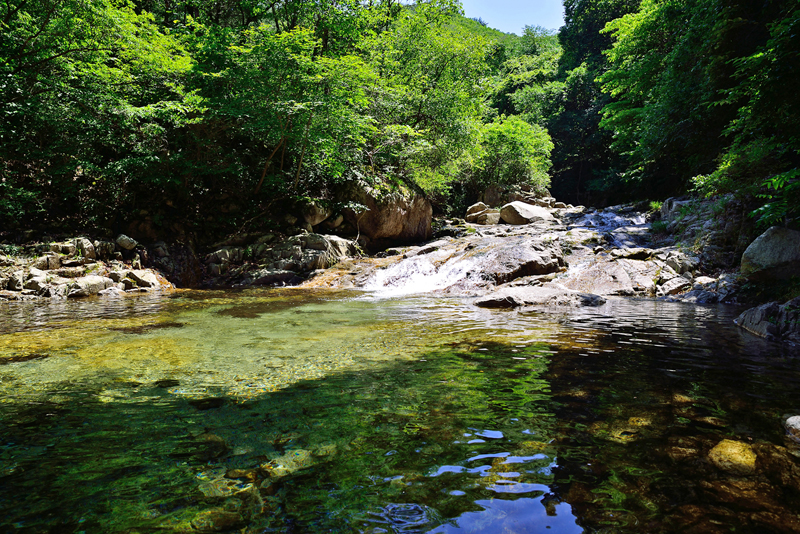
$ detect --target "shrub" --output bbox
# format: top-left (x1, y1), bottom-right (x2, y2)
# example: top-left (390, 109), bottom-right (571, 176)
top-left (650, 220), bottom-right (668, 234)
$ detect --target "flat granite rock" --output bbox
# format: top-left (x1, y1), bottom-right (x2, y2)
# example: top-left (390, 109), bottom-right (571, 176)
top-left (474, 286), bottom-right (606, 308)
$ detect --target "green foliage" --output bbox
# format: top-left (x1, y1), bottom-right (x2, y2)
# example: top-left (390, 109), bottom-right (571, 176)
top-left (650, 220), bottom-right (668, 234)
top-left (363, 1), bottom-right (492, 195)
top-left (4, 0), bottom-right (792, 240)
top-left (0, 0), bottom-right (193, 227)
top-left (598, 0), bottom-right (799, 221)
top-left (0, 0), bottom-right (499, 235)
top-left (472, 116), bottom-right (553, 191)
top-left (490, 26), bottom-right (563, 121)
top-left (693, 3), bottom-right (800, 226)
top-left (545, 0), bottom-right (640, 205)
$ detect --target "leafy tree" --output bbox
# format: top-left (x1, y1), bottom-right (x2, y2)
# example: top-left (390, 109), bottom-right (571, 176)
top-left (696, 2), bottom-right (800, 227)
top-left (361, 0), bottom-right (491, 195)
top-left (472, 115), bottom-right (553, 192)
top-left (0, 0), bottom-right (192, 228)
top-left (598, 0), bottom-right (798, 224)
top-left (546, 0), bottom-right (641, 205)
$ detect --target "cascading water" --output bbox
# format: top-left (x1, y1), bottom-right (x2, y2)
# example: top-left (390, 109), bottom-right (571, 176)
top-left (572, 209), bottom-right (647, 230)
top-left (570, 207), bottom-right (649, 248)
top-left (362, 252), bottom-right (478, 297)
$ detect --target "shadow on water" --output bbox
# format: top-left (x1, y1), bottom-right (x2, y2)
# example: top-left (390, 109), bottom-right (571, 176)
top-left (1, 294), bottom-right (800, 533)
top-left (0, 340), bottom-right (580, 533)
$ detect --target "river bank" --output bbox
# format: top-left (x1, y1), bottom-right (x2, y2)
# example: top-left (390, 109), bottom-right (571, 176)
top-left (1, 193), bottom-right (798, 343)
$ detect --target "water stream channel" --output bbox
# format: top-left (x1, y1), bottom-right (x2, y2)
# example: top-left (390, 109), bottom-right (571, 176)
top-left (1, 284), bottom-right (800, 533)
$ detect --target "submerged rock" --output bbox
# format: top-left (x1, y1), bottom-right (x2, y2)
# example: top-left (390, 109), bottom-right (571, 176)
top-left (787, 416), bottom-right (800, 443)
top-left (708, 439), bottom-right (757, 475)
top-left (191, 509), bottom-right (245, 532)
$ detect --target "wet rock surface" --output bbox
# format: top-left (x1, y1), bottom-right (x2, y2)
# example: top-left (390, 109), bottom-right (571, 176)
top-left (474, 286), bottom-right (606, 308)
top-left (735, 297), bottom-right (800, 343)
top-left (307, 200), bottom-right (736, 312)
top-left (200, 233), bottom-right (359, 288)
top-left (708, 439), bottom-right (758, 475)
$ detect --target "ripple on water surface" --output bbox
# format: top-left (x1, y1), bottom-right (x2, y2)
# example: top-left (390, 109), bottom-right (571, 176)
top-left (1, 289), bottom-right (800, 533)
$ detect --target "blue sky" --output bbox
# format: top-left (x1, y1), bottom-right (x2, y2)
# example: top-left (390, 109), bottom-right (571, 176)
top-left (460, 0), bottom-right (565, 34)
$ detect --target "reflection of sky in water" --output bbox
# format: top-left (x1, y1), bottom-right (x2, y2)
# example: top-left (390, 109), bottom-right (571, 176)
top-left (429, 497), bottom-right (582, 533)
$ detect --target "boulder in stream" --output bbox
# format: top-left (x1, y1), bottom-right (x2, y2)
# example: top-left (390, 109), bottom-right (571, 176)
top-left (734, 297), bottom-right (800, 343)
top-left (463, 235), bottom-right (565, 285)
top-left (475, 286), bottom-right (606, 308)
top-left (67, 275), bottom-right (115, 298)
top-left (500, 201), bottom-right (553, 225)
top-left (708, 439), bottom-right (757, 476)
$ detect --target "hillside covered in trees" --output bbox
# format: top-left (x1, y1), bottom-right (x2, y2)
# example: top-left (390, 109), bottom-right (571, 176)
top-left (1, 0), bottom-right (798, 242)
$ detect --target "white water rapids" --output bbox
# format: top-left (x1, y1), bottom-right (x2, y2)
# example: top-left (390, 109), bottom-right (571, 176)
top-left (361, 205), bottom-right (651, 298)
top-left (363, 252), bottom-right (478, 297)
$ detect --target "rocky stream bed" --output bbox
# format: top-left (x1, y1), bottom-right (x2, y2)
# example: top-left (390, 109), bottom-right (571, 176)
top-left (2, 196), bottom-right (799, 344)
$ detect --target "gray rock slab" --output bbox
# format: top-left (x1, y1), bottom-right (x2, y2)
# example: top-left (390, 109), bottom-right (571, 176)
top-left (475, 286), bottom-right (606, 308)
top-left (500, 201), bottom-right (554, 225)
top-left (129, 270), bottom-right (160, 288)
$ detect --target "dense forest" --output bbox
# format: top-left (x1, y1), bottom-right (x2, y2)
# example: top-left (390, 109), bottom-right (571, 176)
top-left (1, 0), bottom-right (798, 242)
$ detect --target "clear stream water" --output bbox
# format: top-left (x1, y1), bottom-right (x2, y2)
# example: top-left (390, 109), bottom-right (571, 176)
top-left (1, 289), bottom-right (800, 533)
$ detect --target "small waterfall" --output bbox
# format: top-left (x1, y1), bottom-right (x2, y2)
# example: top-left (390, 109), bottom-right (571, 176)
top-left (363, 254), bottom-right (477, 297)
top-left (573, 210), bottom-right (646, 230)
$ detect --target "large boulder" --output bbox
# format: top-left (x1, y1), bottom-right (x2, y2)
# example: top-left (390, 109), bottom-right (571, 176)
top-left (500, 201), bottom-right (554, 225)
top-left (148, 240), bottom-right (203, 288)
top-left (657, 276), bottom-right (692, 297)
top-left (300, 234), bottom-right (358, 270)
top-left (561, 261), bottom-right (635, 296)
top-left (8, 271), bottom-right (24, 291)
top-left (342, 184), bottom-right (432, 248)
top-left (67, 275), bottom-right (114, 298)
top-left (128, 270), bottom-right (160, 288)
top-left (466, 202), bottom-right (489, 217)
top-left (475, 286), bottom-right (606, 308)
top-left (302, 201), bottom-right (332, 227)
top-left (116, 234), bottom-right (138, 250)
top-left (465, 208), bottom-right (501, 225)
top-left (741, 226), bottom-right (800, 280)
top-left (460, 235), bottom-right (565, 285)
top-left (475, 211), bottom-right (501, 225)
top-left (735, 297), bottom-right (800, 343)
